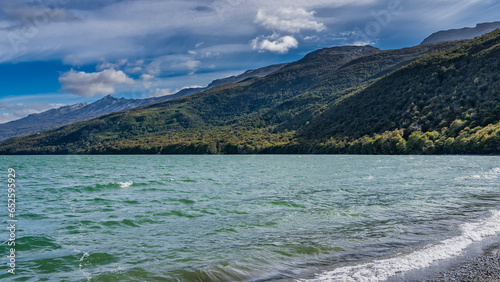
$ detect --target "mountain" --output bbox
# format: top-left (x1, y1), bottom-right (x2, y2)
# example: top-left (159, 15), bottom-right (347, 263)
top-left (206, 63), bottom-right (287, 88)
top-left (0, 95), bottom-right (152, 141)
top-left (299, 28), bottom-right (500, 154)
top-left (0, 63), bottom-right (287, 141)
top-left (421, 21), bottom-right (500, 44)
top-left (0, 34), bottom-right (475, 155)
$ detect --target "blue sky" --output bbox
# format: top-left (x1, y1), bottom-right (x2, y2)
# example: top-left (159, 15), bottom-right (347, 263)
top-left (0, 0), bottom-right (499, 123)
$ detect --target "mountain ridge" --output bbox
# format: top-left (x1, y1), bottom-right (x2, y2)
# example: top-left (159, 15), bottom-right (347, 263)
top-left (0, 63), bottom-right (287, 141)
top-left (421, 21), bottom-right (500, 44)
top-left (0, 35), bottom-right (482, 154)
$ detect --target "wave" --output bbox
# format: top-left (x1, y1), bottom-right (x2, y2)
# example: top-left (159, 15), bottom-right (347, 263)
top-left (101, 219), bottom-right (140, 228)
top-left (118, 181), bottom-right (133, 188)
top-left (270, 201), bottom-right (307, 208)
top-left (459, 167), bottom-right (500, 180)
top-left (15, 235), bottom-right (61, 251)
top-left (306, 210), bottom-right (500, 282)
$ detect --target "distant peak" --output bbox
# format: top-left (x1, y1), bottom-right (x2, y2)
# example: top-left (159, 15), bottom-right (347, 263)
top-left (421, 21), bottom-right (500, 45)
top-left (102, 94), bottom-right (116, 100)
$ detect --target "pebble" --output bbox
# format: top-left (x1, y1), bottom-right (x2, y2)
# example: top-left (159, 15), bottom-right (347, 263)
top-left (427, 255), bottom-right (500, 282)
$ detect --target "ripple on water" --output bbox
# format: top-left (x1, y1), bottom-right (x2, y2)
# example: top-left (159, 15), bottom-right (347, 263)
top-left (16, 236), bottom-right (61, 251)
top-left (80, 252), bottom-right (120, 265)
top-left (156, 210), bottom-right (204, 218)
top-left (80, 182), bottom-right (121, 192)
top-left (29, 255), bottom-right (81, 273)
top-left (6, 155), bottom-right (500, 282)
top-left (19, 213), bottom-right (50, 220)
top-left (270, 201), bottom-right (307, 208)
top-left (100, 219), bottom-right (141, 228)
top-left (177, 198), bottom-right (196, 204)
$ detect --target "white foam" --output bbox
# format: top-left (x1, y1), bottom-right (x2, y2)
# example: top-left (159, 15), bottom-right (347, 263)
top-left (78, 251), bottom-right (92, 281)
top-left (483, 168), bottom-right (500, 179)
top-left (305, 210), bottom-right (500, 282)
top-left (118, 181), bottom-right (133, 188)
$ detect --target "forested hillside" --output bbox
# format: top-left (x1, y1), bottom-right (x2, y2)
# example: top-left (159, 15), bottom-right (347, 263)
top-left (0, 30), bottom-right (498, 155)
top-left (300, 29), bottom-right (500, 154)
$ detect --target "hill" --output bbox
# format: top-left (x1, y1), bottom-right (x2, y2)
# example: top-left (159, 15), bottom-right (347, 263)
top-left (421, 21), bottom-right (500, 44)
top-left (0, 64), bottom-right (287, 141)
top-left (1, 32), bottom-right (497, 154)
top-left (299, 29), bottom-right (500, 154)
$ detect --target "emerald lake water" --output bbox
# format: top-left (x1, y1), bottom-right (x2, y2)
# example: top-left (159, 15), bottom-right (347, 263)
top-left (1, 155), bottom-right (499, 281)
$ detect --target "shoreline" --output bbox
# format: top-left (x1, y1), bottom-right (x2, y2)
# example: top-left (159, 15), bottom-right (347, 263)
top-left (388, 240), bottom-right (500, 282)
top-left (427, 251), bottom-right (500, 281)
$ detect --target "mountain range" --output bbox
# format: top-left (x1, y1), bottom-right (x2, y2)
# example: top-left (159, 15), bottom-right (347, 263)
top-left (0, 63), bottom-right (286, 141)
top-left (0, 26), bottom-right (499, 155)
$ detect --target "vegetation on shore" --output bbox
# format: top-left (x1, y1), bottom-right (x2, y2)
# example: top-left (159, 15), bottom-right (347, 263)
top-left (1, 30), bottom-right (499, 155)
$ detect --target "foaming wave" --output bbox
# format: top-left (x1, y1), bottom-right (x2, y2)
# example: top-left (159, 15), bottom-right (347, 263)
top-left (306, 210), bottom-right (500, 282)
top-left (461, 167), bottom-right (500, 180)
top-left (118, 181), bottom-right (133, 188)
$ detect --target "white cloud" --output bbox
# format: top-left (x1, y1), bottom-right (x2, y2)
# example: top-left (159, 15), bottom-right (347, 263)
top-left (97, 59), bottom-right (128, 70)
top-left (140, 74), bottom-right (155, 89)
top-left (255, 7), bottom-right (325, 33)
top-left (59, 69), bottom-right (134, 97)
top-left (0, 101), bottom-right (65, 124)
top-left (140, 74), bottom-right (155, 80)
top-left (147, 84), bottom-right (204, 98)
top-left (127, 66), bottom-right (143, 73)
top-left (0, 0), bottom-right (497, 66)
top-left (172, 60), bottom-right (201, 71)
top-left (170, 59), bottom-right (202, 75)
top-left (252, 35), bottom-right (298, 53)
top-left (151, 88), bottom-right (173, 97)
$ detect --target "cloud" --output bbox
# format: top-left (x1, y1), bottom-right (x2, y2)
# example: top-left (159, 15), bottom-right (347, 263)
top-left (150, 88), bottom-right (173, 97)
top-left (0, 101), bottom-right (65, 124)
top-left (0, 0), bottom-right (498, 102)
top-left (147, 84), bottom-right (204, 98)
top-left (0, 0), bottom-right (497, 66)
top-left (252, 35), bottom-right (298, 53)
top-left (0, 1), bottom-right (78, 24)
top-left (97, 59), bottom-right (128, 70)
top-left (140, 74), bottom-right (155, 89)
top-left (172, 60), bottom-right (201, 71)
top-left (255, 7), bottom-right (326, 33)
top-left (59, 69), bottom-right (135, 97)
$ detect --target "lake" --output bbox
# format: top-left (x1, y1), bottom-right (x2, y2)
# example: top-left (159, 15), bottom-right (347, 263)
top-left (1, 155), bottom-right (499, 281)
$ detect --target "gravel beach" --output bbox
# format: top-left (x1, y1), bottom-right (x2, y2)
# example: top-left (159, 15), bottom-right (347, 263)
top-left (428, 251), bottom-right (500, 282)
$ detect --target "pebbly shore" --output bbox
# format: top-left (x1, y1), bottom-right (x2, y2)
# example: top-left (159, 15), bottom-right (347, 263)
top-left (428, 251), bottom-right (500, 282)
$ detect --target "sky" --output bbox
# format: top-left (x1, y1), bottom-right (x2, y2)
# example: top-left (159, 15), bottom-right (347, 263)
top-left (0, 0), bottom-right (499, 123)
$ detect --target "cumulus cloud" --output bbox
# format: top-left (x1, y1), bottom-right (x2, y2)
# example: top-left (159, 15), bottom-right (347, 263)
top-left (255, 7), bottom-right (326, 33)
top-left (59, 69), bottom-right (134, 97)
top-left (251, 34), bottom-right (298, 53)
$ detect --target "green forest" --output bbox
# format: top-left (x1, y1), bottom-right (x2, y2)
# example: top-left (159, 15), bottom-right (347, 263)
top-left (1, 30), bottom-right (499, 155)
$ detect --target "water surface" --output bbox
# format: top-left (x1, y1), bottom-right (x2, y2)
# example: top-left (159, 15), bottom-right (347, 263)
top-left (0, 155), bottom-right (499, 281)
